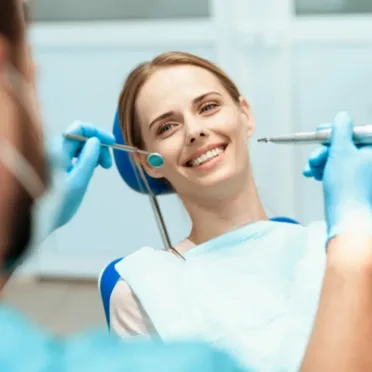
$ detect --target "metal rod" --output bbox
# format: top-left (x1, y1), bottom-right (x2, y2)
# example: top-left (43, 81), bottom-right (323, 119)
top-left (148, 195), bottom-right (185, 261)
top-left (63, 133), bottom-right (151, 156)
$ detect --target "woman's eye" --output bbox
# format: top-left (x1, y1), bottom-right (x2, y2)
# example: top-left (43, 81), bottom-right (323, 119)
top-left (158, 123), bottom-right (174, 135)
top-left (200, 103), bottom-right (218, 113)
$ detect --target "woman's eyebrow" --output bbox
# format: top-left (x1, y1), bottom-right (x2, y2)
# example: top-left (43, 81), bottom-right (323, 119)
top-left (193, 91), bottom-right (222, 105)
top-left (148, 111), bottom-right (176, 130)
top-left (148, 92), bottom-right (222, 129)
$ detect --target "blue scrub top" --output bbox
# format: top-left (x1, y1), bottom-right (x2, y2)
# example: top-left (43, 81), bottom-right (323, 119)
top-left (0, 305), bottom-right (244, 372)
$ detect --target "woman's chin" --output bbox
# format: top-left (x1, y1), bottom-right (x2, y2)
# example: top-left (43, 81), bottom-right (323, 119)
top-left (187, 166), bottom-right (243, 194)
top-left (174, 147), bottom-right (249, 195)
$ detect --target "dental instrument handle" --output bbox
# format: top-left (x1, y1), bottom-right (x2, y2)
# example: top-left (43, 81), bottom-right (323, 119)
top-left (148, 195), bottom-right (185, 261)
top-left (63, 133), bottom-right (151, 156)
top-left (258, 124), bottom-right (372, 145)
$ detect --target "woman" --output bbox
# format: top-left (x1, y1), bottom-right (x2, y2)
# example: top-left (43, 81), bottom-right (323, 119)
top-left (109, 52), bottom-right (328, 370)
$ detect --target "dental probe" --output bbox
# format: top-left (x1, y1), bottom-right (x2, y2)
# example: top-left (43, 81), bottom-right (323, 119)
top-left (257, 125), bottom-right (372, 145)
top-left (63, 133), bottom-right (164, 168)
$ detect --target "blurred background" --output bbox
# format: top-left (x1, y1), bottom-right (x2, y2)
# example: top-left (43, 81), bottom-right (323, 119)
top-left (4, 0), bottom-right (372, 334)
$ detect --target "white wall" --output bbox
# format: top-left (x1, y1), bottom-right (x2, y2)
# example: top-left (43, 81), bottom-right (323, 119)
top-left (293, 23), bottom-right (372, 223)
top-left (19, 2), bottom-right (372, 278)
top-left (32, 0), bottom-right (209, 21)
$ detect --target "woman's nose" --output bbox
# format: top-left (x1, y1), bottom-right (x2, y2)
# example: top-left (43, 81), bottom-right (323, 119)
top-left (186, 128), bottom-right (208, 145)
top-left (185, 118), bottom-right (209, 145)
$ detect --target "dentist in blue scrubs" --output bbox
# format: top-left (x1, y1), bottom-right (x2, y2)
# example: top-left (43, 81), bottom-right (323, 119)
top-left (1, 1), bottom-right (372, 371)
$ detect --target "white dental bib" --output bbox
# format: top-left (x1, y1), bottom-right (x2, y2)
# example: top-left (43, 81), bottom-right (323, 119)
top-left (115, 220), bottom-right (327, 371)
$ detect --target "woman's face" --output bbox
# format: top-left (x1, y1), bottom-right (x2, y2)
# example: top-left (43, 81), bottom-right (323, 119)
top-left (135, 65), bottom-right (256, 198)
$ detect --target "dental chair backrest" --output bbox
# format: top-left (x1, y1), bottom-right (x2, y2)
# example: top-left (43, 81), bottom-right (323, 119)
top-left (98, 112), bottom-right (300, 330)
top-left (112, 111), bottom-right (173, 195)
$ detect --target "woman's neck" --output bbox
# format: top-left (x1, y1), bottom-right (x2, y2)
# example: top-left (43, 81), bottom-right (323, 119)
top-left (183, 171), bottom-right (268, 246)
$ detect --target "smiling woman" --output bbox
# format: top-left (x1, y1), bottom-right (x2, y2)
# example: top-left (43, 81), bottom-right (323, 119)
top-left (118, 52), bottom-right (257, 210)
top-left (110, 51), bottom-right (329, 371)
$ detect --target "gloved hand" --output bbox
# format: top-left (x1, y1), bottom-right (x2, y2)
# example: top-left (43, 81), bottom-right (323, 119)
top-left (54, 121), bottom-right (115, 229)
top-left (302, 123), bottom-right (330, 182)
top-left (303, 112), bottom-right (372, 242)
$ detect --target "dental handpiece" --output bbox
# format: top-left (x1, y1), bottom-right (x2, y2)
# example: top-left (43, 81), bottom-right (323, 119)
top-left (257, 124), bottom-right (372, 145)
top-left (63, 133), bottom-right (164, 168)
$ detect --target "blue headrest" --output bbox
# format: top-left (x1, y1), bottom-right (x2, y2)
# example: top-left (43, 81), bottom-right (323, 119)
top-left (112, 111), bottom-right (173, 195)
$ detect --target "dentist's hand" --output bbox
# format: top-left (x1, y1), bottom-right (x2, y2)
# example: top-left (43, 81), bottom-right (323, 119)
top-left (55, 121), bottom-right (115, 228)
top-left (302, 124), bottom-right (330, 182)
top-left (303, 112), bottom-right (372, 242)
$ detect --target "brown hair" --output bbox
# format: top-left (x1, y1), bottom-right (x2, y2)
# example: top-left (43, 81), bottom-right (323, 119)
top-left (118, 51), bottom-right (242, 151)
top-left (0, 0), bottom-right (46, 185)
top-left (0, 0), bottom-right (27, 68)
top-left (0, 1), bottom-right (43, 266)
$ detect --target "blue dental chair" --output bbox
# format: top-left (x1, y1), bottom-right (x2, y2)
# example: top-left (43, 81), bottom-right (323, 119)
top-left (98, 111), bottom-right (300, 330)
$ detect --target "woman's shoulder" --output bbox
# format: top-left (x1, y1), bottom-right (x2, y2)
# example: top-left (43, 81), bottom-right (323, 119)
top-left (110, 279), bottom-right (141, 320)
top-left (110, 278), bottom-right (155, 337)
top-left (109, 238), bottom-right (194, 336)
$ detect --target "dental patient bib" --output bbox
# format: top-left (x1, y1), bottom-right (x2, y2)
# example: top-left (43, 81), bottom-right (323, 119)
top-left (115, 220), bottom-right (327, 371)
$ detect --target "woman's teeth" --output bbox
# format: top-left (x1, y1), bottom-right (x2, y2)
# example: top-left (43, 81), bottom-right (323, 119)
top-left (188, 146), bottom-right (225, 167)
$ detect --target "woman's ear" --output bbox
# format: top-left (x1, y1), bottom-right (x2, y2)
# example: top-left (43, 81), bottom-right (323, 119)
top-left (239, 96), bottom-right (256, 137)
top-left (138, 153), bottom-right (164, 179)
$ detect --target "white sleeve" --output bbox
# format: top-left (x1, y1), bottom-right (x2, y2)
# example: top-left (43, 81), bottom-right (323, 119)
top-left (109, 278), bottom-right (157, 338)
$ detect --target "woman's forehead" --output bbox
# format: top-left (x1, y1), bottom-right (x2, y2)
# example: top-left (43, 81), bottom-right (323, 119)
top-left (136, 65), bottom-right (225, 119)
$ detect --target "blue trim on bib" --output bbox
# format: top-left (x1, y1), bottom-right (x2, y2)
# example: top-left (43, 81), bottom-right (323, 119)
top-left (99, 258), bottom-right (123, 329)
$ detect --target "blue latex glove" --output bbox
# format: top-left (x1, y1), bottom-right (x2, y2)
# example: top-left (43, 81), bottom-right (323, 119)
top-left (303, 123), bottom-right (330, 182)
top-left (55, 121), bottom-right (115, 228)
top-left (303, 112), bottom-right (372, 241)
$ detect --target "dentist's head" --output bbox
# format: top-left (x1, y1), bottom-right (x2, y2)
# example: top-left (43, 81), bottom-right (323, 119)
top-left (0, 0), bottom-right (47, 285)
